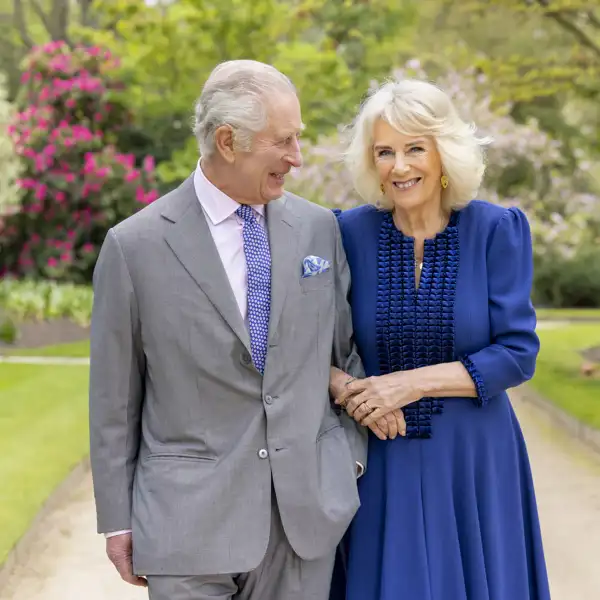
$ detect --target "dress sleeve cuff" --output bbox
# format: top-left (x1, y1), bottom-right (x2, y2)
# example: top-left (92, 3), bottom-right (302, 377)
top-left (459, 355), bottom-right (490, 407)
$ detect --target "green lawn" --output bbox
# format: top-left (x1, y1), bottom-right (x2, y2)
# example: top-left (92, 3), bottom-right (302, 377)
top-left (0, 362), bottom-right (89, 564)
top-left (531, 323), bottom-right (600, 429)
top-left (536, 308), bottom-right (600, 321)
top-left (1, 339), bottom-right (90, 358)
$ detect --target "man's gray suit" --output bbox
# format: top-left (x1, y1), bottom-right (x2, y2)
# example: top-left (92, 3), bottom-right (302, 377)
top-left (89, 176), bottom-right (367, 582)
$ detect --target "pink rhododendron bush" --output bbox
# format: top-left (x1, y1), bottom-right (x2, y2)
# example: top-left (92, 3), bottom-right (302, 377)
top-left (0, 41), bottom-right (159, 283)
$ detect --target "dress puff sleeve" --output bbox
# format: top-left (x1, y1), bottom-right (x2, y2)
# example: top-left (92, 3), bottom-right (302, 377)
top-left (459, 207), bottom-right (540, 406)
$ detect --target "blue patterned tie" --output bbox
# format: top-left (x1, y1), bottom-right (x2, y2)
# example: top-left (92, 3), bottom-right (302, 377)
top-left (236, 205), bottom-right (271, 374)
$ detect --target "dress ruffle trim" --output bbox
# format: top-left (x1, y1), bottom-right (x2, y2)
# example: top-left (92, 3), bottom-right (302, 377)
top-left (376, 210), bottom-right (460, 438)
top-left (459, 355), bottom-right (489, 407)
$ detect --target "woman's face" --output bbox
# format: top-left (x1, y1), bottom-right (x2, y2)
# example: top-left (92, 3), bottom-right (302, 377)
top-left (372, 119), bottom-right (443, 212)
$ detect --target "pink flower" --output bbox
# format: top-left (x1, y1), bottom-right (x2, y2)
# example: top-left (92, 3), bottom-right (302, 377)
top-left (65, 173), bottom-right (75, 183)
top-left (126, 170), bottom-right (140, 182)
top-left (66, 98), bottom-right (76, 108)
top-left (67, 230), bottom-right (76, 239)
top-left (135, 186), bottom-right (146, 203)
top-left (143, 156), bottom-right (155, 173)
top-left (17, 178), bottom-right (37, 189)
top-left (47, 257), bottom-right (58, 268)
top-left (82, 243), bottom-right (94, 253)
top-left (144, 189), bottom-right (159, 204)
top-left (55, 191), bottom-right (66, 202)
top-left (35, 184), bottom-right (48, 201)
top-left (60, 252), bottom-right (72, 262)
top-left (21, 72), bottom-right (31, 84)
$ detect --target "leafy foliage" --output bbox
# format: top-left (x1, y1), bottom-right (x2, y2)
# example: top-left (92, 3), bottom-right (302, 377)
top-left (81, 0), bottom-right (418, 186)
top-left (0, 277), bottom-right (93, 325)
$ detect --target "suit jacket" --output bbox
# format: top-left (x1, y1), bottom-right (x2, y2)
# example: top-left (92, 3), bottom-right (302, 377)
top-left (88, 176), bottom-right (368, 576)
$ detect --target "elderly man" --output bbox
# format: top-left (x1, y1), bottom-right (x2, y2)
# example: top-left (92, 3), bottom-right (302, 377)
top-left (89, 60), bottom-right (369, 600)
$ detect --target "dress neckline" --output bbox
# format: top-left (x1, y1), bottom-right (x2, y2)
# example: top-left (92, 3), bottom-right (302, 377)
top-left (384, 209), bottom-right (460, 244)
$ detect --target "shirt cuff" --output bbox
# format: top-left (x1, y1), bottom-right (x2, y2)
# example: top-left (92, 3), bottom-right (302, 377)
top-left (104, 529), bottom-right (132, 538)
top-left (356, 461), bottom-right (365, 478)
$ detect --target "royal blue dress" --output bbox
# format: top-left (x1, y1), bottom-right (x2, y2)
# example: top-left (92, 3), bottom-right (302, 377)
top-left (332, 201), bottom-right (551, 600)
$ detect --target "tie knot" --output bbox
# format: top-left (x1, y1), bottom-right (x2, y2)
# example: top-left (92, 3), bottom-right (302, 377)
top-left (236, 204), bottom-right (256, 223)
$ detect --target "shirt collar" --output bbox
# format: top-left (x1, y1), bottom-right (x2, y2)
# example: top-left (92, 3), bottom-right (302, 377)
top-left (193, 160), bottom-right (264, 225)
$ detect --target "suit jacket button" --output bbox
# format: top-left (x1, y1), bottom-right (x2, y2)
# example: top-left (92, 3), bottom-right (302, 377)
top-left (258, 448), bottom-right (269, 459)
top-left (241, 352), bottom-right (252, 366)
top-left (264, 395), bottom-right (273, 405)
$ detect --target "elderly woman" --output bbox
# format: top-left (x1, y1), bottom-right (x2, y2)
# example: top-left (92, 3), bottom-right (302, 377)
top-left (328, 79), bottom-right (551, 600)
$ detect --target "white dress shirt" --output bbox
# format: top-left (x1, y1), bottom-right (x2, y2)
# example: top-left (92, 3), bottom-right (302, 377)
top-left (192, 161), bottom-right (265, 320)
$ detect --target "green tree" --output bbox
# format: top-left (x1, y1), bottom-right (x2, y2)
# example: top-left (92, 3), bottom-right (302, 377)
top-left (81, 0), bottom-right (418, 186)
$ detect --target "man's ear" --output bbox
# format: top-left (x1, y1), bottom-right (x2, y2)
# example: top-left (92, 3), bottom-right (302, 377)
top-left (214, 125), bottom-right (236, 164)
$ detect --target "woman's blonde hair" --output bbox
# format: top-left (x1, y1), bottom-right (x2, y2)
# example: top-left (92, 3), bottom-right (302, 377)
top-left (344, 78), bottom-right (491, 210)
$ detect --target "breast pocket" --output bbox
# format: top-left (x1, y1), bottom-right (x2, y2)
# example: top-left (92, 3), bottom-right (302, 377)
top-left (299, 270), bottom-right (334, 294)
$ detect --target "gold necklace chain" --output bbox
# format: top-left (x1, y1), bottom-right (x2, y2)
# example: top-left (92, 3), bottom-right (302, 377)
top-left (412, 214), bottom-right (448, 272)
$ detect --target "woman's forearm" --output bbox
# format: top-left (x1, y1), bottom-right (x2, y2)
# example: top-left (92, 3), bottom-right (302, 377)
top-left (408, 362), bottom-right (477, 398)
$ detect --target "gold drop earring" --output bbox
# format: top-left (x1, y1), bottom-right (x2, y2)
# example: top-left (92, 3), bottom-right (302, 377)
top-left (441, 175), bottom-right (449, 189)
top-left (380, 183), bottom-right (385, 194)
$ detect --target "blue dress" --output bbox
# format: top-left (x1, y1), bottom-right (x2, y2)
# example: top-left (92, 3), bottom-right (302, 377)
top-left (332, 201), bottom-right (551, 600)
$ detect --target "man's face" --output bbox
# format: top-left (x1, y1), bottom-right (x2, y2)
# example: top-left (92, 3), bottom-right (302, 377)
top-left (232, 93), bottom-right (303, 205)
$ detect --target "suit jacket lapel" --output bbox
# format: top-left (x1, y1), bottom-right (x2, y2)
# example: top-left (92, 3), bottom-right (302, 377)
top-left (162, 178), bottom-right (251, 353)
top-left (267, 195), bottom-right (300, 344)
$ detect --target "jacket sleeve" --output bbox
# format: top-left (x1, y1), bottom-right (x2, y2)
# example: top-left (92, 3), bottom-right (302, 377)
top-left (330, 210), bottom-right (368, 471)
top-left (89, 228), bottom-right (145, 533)
top-left (459, 207), bottom-right (540, 406)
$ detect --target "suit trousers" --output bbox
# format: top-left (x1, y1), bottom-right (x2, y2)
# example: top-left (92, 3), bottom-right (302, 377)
top-left (146, 494), bottom-right (336, 600)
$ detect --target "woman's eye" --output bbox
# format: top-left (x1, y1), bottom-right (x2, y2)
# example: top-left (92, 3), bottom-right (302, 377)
top-left (377, 149), bottom-right (393, 157)
top-left (408, 146), bottom-right (425, 153)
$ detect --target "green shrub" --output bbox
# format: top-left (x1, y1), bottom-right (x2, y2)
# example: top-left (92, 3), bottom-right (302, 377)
top-left (0, 310), bottom-right (18, 344)
top-left (534, 246), bottom-right (600, 308)
top-left (0, 278), bottom-right (93, 325)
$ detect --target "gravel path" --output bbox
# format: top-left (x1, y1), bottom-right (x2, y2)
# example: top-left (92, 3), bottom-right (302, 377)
top-left (1, 390), bottom-right (599, 600)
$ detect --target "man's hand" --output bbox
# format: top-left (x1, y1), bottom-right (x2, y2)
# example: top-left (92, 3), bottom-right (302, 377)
top-left (106, 533), bottom-right (147, 587)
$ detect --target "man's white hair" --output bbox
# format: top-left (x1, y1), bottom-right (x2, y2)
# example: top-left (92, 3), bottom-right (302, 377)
top-left (192, 60), bottom-right (296, 158)
top-left (344, 78), bottom-right (491, 210)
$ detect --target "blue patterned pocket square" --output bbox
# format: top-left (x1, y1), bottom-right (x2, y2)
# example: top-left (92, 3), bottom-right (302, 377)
top-left (302, 255), bottom-right (331, 278)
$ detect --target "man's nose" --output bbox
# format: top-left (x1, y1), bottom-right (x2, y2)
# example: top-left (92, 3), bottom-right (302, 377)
top-left (286, 139), bottom-right (303, 168)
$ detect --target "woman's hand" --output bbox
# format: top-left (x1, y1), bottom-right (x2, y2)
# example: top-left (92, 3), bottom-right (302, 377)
top-left (329, 368), bottom-right (407, 439)
top-left (336, 372), bottom-right (420, 427)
